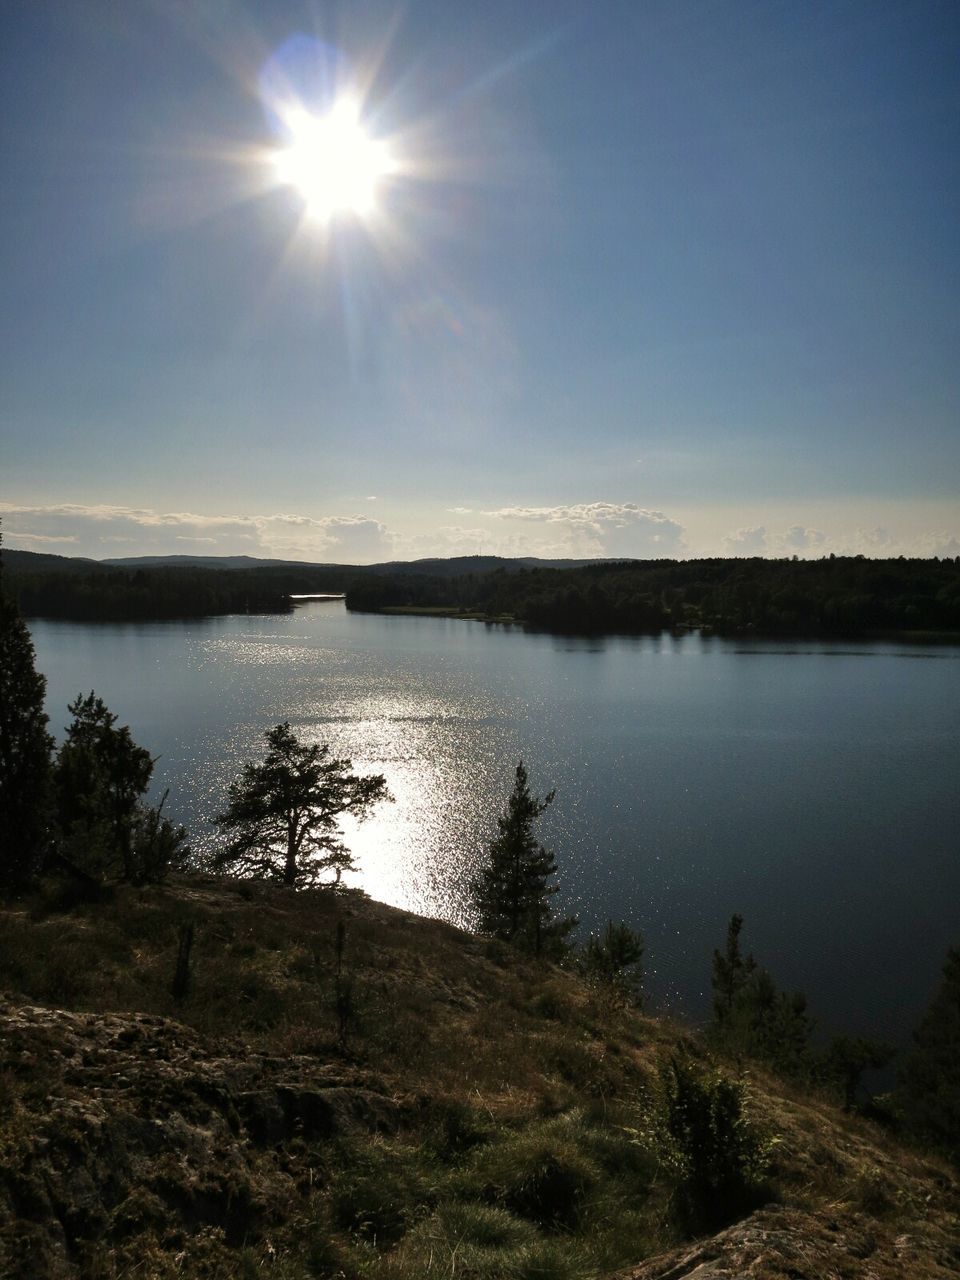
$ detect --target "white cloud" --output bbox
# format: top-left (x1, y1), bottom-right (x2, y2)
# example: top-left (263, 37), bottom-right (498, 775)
top-left (482, 503), bottom-right (686, 559)
top-left (781, 525), bottom-right (827, 552)
top-left (395, 526), bottom-right (491, 560)
top-left (722, 526), bottom-right (768, 555)
top-left (0, 503), bottom-right (393, 563)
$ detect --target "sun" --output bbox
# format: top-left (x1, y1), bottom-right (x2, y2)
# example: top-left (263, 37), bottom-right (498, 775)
top-left (273, 97), bottom-right (393, 221)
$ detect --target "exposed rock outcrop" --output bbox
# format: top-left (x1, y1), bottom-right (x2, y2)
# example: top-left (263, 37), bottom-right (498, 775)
top-left (0, 1002), bottom-right (398, 1277)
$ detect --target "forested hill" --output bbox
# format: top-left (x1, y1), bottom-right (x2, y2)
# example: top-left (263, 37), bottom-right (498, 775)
top-left (0, 550), bottom-right (602, 622)
top-left (4, 548), bottom-right (960, 636)
top-left (345, 555), bottom-right (960, 638)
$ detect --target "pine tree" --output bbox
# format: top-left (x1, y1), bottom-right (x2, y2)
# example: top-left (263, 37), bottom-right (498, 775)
top-left (212, 722), bottom-right (390, 888)
top-left (0, 561), bottom-right (53, 889)
top-left (711, 914), bottom-right (814, 1077)
top-left (472, 761), bottom-right (573, 956)
top-left (580, 920), bottom-right (645, 1008)
top-left (712, 913), bottom-right (756, 1024)
top-left (898, 946), bottom-right (960, 1160)
top-left (56, 693), bottom-right (154, 882)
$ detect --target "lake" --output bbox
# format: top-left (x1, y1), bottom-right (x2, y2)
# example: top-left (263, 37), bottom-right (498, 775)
top-left (28, 600), bottom-right (960, 1044)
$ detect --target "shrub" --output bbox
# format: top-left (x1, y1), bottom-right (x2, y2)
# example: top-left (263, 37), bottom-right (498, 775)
top-left (659, 1057), bottom-right (772, 1230)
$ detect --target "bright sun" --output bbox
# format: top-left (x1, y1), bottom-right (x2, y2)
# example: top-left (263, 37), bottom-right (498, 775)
top-left (273, 97), bottom-right (393, 220)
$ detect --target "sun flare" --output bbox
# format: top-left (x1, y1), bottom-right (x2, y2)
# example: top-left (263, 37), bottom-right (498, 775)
top-left (273, 97), bottom-right (393, 220)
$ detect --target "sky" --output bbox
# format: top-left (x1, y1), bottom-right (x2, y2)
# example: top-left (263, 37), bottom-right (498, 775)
top-left (2, 0), bottom-right (958, 563)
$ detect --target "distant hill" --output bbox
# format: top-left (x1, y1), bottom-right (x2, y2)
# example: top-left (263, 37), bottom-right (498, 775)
top-left (2, 549), bottom-right (107, 575)
top-left (101, 553), bottom-right (609, 575)
top-left (101, 554), bottom-right (330, 571)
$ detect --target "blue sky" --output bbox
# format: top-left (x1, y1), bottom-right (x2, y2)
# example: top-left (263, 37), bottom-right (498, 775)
top-left (2, 0), bottom-right (958, 561)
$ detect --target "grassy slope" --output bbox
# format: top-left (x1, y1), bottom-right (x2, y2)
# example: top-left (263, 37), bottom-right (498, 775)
top-left (0, 878), bottom-right (957, 1279)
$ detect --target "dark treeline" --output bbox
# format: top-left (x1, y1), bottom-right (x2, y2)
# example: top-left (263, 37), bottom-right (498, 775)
top-left (4, 557), bottom-right (360, 621)
top-left (5, 549), bottom-right (960, 636)
top-left (347, 555), bottom-right (960, 637)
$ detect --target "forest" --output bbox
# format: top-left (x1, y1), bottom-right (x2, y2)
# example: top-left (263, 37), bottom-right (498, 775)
top-left (346, 554), bottom-right (960, 637)
top-left (6, 548), bottom-right (960, 637)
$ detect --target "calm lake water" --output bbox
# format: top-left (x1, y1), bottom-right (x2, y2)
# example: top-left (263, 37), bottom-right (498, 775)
top-left (29, 601), bottom-right (960, 1044)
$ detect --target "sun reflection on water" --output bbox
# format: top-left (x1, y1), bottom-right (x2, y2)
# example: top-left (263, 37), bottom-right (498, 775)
top-left (190, 627), bottom-right (519, 926)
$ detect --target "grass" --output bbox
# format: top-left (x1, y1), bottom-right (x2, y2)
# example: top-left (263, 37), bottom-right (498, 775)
top-left (1, 876), bottom-right (958, 1279)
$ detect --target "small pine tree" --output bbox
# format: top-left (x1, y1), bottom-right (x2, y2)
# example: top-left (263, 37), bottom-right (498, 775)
top-left (472, 761), bottom-right (574, 956)
top-left (0, 560), bottom-right (53, 890)
top-left (898, 946), bottom-right (960, 1161)
top-left (711, 914), bottom-right (814, 1077)
top-left (580, 920), bottom-right (645, 1008)
top-left (712, 913), bottom-right (756, 1025)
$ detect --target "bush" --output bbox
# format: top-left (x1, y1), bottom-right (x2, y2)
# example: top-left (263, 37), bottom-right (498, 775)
top-left (659, 1057), bottom-right (772, 1230)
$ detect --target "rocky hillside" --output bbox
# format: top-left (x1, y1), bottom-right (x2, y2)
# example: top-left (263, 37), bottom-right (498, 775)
top-left (0, 879), bottom-right (957, 1279)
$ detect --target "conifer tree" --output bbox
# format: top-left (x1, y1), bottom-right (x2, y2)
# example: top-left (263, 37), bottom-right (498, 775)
top-left (710, 914), bottom-right (814, 1077)
top-left (0, 538), bottom-right (53, 889)
top-left (212, 722), bottom-right (390, 888)
top-left (54, 693), bottom-right (188, 884)
top-left (580, 920), bottom-right (645, 1008)
top-left (712, 913), bottom-right (756, 1024)
top-left (898, 946), bottom-right (960, 1160)
top-left (472, 761), bottom-right (574, 956)
top-left (56, 693), bottom-right (154, 881)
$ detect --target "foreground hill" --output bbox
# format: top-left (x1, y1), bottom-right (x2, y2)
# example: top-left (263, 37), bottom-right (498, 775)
top-left (0, 879), bottom-right (958, 1279)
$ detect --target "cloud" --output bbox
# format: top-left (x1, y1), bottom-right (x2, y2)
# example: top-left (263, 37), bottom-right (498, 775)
top-left (0, 503), bottom-right (393, 563)
top-left (395, 526), bottom-right (490, 559)
top-left (483, 503), bottom-right (686, 558)
top-left (722, 526), bottom-right (767, 555)
top-left (2, 531), bottom-right (79, 546)
top-left (781, 525), bottom-right (827, 552)
top-left (915, 532), bottom-right (960, 559)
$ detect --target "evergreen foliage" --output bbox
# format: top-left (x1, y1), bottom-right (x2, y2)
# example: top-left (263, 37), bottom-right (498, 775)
top-left (898, 946), bottom-right (960, 1162)
top-left (345, 554), bottom-right (960, 638)
top-left (0, 575), bottom-right (53, 890)
top-left (712, 913), bottom-right (757, 1024)
top-left (711, 914), bottom-right (814, 1077)
top-left (472, 762), bottom-right (575, 956)
top-left (212, 722), bottom-right (390, 888)
top-left (54, 693), bottom-right (189, 885)
top-left (8, 546), bottom-right (960, 638)
top-left (817, 1035), bottom-right (895, 1112)
top-left (659, 1057), bottom-right (771, 1230)
top-left (579, 920), bottom-right (645, 1008)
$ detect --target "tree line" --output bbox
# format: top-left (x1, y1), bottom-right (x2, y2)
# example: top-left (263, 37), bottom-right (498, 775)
top-left (347, 555), bottom-right (960, 637)
top-left (6, 547), bottom-right (960, 637)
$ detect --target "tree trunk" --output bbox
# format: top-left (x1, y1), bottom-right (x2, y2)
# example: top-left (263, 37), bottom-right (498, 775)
top-left (284, 819), bottom-right (297, 885)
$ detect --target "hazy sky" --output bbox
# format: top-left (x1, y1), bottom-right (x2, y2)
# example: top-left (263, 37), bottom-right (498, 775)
top-left (2, 0), bottom-right (958, 562)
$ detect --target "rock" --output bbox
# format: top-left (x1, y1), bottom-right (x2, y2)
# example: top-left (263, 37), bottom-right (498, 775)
top-left (0, 1002), bottom-right (399, 1275)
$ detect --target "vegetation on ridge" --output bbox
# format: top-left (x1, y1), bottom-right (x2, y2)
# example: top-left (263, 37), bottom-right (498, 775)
top-left (346, 554), bottom-right (960, 637)
top-left (5, 546), bottom-right (960, 638)
top-left (0, 879), bottom-right (958, 1278)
